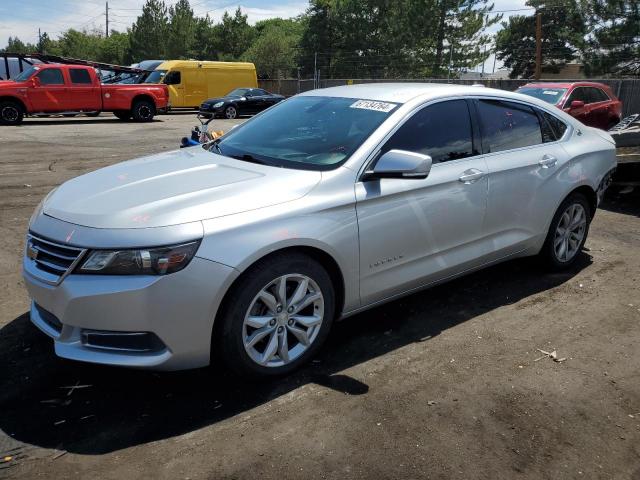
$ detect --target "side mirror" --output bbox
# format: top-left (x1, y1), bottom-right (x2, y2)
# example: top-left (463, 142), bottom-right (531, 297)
top-left (30, 76), bottom-right (41, 88)
top-left (570, 100), bottom-right (585, 109)
top-left (363, 149), bottom-right (432, 181)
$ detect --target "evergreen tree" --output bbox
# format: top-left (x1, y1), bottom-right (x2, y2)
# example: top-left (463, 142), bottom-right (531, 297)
top-left (128, 0), bottom-right (169, 61)
top-left (167, 0), bottom-right (196, 59)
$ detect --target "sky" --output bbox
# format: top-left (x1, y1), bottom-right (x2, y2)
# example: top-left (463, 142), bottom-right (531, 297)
top-left (0, 0), bottom-right (531, 71)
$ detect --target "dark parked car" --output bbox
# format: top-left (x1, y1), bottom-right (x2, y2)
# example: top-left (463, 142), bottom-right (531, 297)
top-left (516, 82), bottom-right (623, 130)
top-left (199, 88), bottom-right (284, 119)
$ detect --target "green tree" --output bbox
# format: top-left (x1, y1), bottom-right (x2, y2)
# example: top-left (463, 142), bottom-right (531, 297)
top-left (128, 0), bottom-right (169, 61)
top-left (583, 0), bottom-right (639, 76)
top-left (56, 29), bottom-right (103, 59)
top-left (98, 31), bottom-right (129, 64)
top-left (243, 19), bottom-right (303, 78)
top-left (1, 36), bottom-right (37, 54)
top-left (495, 0), bottom-right (587, 79)
top-left (167, 0), bottom-right (196, 59)
top-left (214, 7), bottom-right (255, 60)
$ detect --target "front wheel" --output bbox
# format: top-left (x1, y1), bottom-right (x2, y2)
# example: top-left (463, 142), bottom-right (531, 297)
top-left (540, 193), bottom-right (591, 270)
top-left (215, 253), bottom-right (335, 377)
top-left (0, 100), bottom-right (24, 126)
top-left (131, 100), bottom-right (156, 122)
top-left (224, 105), bottom-right (237, 119)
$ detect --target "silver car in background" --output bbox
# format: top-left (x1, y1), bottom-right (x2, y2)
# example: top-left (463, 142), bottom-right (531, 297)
top-left (23, 84), bottom-right (617, 376)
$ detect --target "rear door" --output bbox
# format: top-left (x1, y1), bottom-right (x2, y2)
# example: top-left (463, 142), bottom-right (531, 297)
top-left (355, 99), bottom-right (490, 305)
top-left (476, 98), bottom-right (571, 259)
top-left (66, 68), bottom-right (101, 111)
top-left (586, 87), bottom-right (612, 129)
top-left (29, 67), bottom-right (68, 112)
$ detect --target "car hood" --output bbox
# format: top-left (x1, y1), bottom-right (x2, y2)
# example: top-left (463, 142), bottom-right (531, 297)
top-left (0, 80), bottom-right (22, 88)
top-left (43, 147), bottom-right (322, 229)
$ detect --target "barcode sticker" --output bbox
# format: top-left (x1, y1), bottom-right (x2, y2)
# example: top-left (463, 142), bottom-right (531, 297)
top-left (350, 100), bottom-right (396, 112)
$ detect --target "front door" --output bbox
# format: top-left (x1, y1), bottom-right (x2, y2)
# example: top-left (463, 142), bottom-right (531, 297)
top-left (356, 99), bottom-right (489, 306)
top-left (29, 68), bottom-right (67, 112)
top-left (165, 70), bottom-right (185, 107)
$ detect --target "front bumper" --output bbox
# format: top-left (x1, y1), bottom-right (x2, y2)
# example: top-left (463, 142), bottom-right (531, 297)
top-left (23, 252), bottom-right (238, 371)
top-left (199, 105), bottom-right (224, 118)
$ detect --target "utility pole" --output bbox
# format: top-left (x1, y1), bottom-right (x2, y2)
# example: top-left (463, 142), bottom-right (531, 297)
top-left (535, 11), bottom-right (542, 80)
top-left (105, 1), bottom-right (109, 38)
top-left (38, 28), bottom-right (42, 52)
top-left (481, 45), bottom-right (486, 77)
top-left (313, 52), bottom-right (317, 89)
top-left (447, 40), bottom-right (454, 82)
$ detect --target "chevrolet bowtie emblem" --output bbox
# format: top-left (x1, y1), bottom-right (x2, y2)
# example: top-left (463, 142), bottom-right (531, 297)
top-left (27, 243), bottom-right (38, 260)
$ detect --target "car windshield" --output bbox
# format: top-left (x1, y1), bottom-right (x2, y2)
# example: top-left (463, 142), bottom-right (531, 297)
top-left (228, 88), bottom-right (250, 97)
top-left (213, 96), bottom-right (399, 171)
top-left (517, 87), bottom-right (568, 105)
top-left (144, 70), bottom-right (167, 83)
top-left (13, 66), bottom-right (39, 82)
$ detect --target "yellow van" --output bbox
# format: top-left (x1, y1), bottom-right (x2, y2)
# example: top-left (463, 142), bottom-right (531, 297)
top-left (144, 60), bottom-right (258, 108)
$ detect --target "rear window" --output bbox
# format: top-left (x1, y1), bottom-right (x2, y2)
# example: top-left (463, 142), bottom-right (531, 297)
top-left (517, 87), bottom-right (567, 105)
top-left (477, 100), bottom-right (543, 153)
top-left (69, 69), bottom-right (92, 84)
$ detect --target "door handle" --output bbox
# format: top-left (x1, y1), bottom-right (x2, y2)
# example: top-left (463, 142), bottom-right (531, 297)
top-left (458, 168), bottom-right (486, 184)
top-left (539, 154), bottom-right (557, 168)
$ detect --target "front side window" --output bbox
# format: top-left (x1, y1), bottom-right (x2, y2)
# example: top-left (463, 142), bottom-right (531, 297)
top-left (164, 71), bottom-right (181, 85)
top-left (565, 87), bottom-right (588, 106)
top-left (477, 99), bottom-right (542, 153)
top-left (382, 99), bottom-right (476, 163)
top-left (215, 96), bottom-right (398, 170)
top-left (69, 68), bottom-right (92, 84)
top-left (37, 68), bottom-right (64, 85)
top-left (588, 87), bottom-right (609, 103)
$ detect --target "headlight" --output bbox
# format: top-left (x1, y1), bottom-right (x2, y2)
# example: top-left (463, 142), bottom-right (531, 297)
top-left (77, 241), bottom-right (200, 275)
top-left (213, 101), bottom-right (224, 108)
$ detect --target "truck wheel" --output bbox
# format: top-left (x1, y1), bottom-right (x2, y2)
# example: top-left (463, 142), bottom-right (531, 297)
top-left (132, 100), bottom-right (156, 122)
top-left (0, 100), bottom-right (24, 126)
top-left (113, 111), bottom-right (131, 121)
top-left (85, 111), bottom-right (100, 117)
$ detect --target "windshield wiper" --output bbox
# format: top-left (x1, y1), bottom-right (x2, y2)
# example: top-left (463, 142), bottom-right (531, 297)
top-left (229, 153), bottom-right (269, 165)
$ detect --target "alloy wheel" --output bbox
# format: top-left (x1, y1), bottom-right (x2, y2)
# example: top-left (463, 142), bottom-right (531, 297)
top-left (2, 106), bottom-right (19, 122)
top-left (553, 203), bottom-right (587, 262)
top-left (242, 274), bottom-right (324, 367)
top-left (225, 106), bottom-right (237, 119)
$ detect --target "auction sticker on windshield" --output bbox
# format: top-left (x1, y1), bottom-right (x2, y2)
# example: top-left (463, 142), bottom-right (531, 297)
top-left (350, 100), bottom-right (396, 112)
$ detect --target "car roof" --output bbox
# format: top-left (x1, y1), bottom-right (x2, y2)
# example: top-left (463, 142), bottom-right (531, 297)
top-left (300, 82), bottom-right (537, 105)
top-left (521, 81), bottom-right (610, 89)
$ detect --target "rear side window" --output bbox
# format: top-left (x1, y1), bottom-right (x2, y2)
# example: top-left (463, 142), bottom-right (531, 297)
top-left (69, 69), bottom-right (92, 84)
top-left (477, 100), bottom-right (542, 153)
top-left (382, 99), bottom-right (476, 163)
top-left (538, 110), bottom-right (568, 142)
top-left (588, 87), bottom-right (609, 102)
top-left (37, 68), bottom-right (64, 85)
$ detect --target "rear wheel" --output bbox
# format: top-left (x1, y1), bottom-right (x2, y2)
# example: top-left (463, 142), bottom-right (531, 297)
top-left (131, 99), bottom-right (156, 122)
top-left (85, 111), bottom-right (100, 117)
top-left (214, 253), bottom-right (335, 377)
top-left (113, 110), bottom-right (131, 121)
top-left (540, 193), bottom-right (591, 270)
top-left (0, 100), bottom-right (24, 125)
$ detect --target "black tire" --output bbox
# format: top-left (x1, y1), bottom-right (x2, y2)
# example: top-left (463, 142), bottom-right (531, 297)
top-left (539, 193), bottom-right (592, 270)
top-left (214, 252), bottom-right (335, 377)
top-left (131, 99), bottom-right (156, 122)
top-left (0, 100), bottom-right (24, 126)
top-left (113, 110), bottom-right (131, 121)
top-left (224, 105), bottom-right (238, 119)
top-left (62, 114), bottom-right (77, 118)
top-left (85, 111), bottom-right (100, 117)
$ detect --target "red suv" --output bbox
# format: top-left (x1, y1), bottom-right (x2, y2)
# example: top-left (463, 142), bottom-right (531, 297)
top-left (516, 82), bottom-right (622, 130)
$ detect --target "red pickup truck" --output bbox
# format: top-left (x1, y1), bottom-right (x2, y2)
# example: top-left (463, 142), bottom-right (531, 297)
top-left (0, 64), bottom-right (169, 125)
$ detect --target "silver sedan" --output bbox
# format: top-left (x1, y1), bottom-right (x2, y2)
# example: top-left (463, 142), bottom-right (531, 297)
top-left (22, 83), bottom-right (617, 376)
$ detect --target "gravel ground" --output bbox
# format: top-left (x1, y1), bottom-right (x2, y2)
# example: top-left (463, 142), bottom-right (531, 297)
top-left (0, 113), bottom-right (639, 480)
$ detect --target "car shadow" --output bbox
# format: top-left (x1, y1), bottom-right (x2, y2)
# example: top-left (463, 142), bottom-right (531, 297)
top-left (0, 254), bottom-right (591, 455)
top-left (600, 187), bottom-right (640, 218)
top-left (20, 118), bottom-right (165, 126)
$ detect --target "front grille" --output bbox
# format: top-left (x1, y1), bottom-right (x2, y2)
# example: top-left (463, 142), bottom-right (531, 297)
top-left (26, 234), bottom-right (85, 284)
